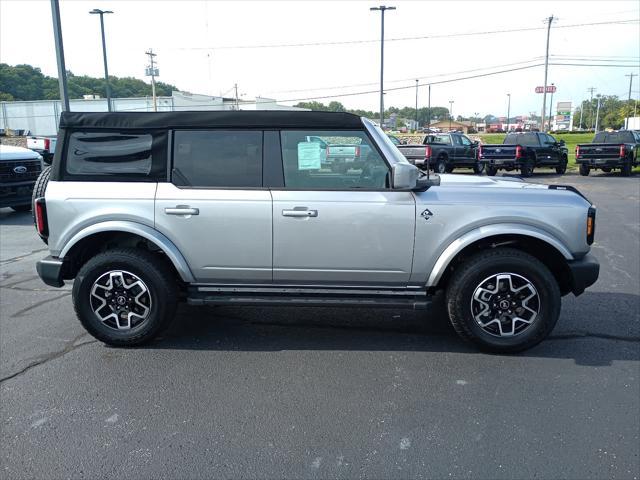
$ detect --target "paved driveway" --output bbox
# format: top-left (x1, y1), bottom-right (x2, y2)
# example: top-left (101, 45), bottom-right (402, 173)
top-left (1, 173), bottom-right (638, 479)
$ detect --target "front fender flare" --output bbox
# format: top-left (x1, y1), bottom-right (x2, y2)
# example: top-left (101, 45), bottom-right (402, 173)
top-left (425, 223), bottom-right (574, 287)
top-left (59, 220), bottom-right (195, 283)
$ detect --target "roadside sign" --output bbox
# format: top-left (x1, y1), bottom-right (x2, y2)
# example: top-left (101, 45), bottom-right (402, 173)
top-left (535, 85), bottom-right (557, 93)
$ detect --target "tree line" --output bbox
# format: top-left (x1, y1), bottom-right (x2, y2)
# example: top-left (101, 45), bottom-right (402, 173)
top-left (572, 95), bottom-right (636, 130)
top-left (0, 63), bottom-right (179, 101)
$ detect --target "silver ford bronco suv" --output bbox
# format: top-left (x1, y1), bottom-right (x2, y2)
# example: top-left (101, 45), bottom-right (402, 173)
top-left (34, 111), bottom-right (599, 352)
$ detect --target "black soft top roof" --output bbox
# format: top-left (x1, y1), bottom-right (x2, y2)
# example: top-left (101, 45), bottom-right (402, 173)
top-left (59, 110), bottom-right (365, 130)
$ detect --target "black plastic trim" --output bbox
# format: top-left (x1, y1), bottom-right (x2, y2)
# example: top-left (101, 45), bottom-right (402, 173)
top-left (567, 253), bottom-right (600, 296)
top-left (36, 256), bottom-right (65, 287)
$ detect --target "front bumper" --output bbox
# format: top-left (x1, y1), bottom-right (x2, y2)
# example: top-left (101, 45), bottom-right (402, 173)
top-left (36, 256), bottom-right (65, 287)
top-left (567, 253), bottom-right (600, 296)
top-left (0, 183), bottom-right (35, 208)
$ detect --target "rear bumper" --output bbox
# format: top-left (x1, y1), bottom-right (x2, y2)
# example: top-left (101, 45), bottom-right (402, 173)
top-left (479, 159), bottom-right (519, 167)
top-left (576, 158), bottom-right (623, 167)
top-left (567, 253), bottom-right (599, 296)
top-left (36, 256), bottom-right (65, 287)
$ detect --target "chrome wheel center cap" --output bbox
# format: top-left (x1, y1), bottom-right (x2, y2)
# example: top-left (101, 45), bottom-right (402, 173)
top-left (499, 299), bottom-right (510, 310)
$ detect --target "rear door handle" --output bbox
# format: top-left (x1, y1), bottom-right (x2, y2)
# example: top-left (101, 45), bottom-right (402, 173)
top-left (165, 206), bottom-right (199, 216)
top-left (282, 209), bottom-right (318, 218)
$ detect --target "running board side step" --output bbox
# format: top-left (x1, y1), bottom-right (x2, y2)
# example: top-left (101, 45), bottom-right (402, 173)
top-left (187, 295), bottom-right (431, 310)
top-left (187, 287), bottom-right (432, 310)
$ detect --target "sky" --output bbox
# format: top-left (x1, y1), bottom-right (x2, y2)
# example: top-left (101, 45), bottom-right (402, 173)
top-left (1, 0), bottom-right (639, 118)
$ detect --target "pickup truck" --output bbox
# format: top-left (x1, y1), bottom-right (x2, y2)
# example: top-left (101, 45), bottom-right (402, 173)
top-left (27, 136), bottom-right (57, 164)
top-left (575, 130), bottom-right (639, 176)
top-left (0, 144), bottom-right (43, 211)
top-left (396, 132), bottom-right (482, 174)
top-left (478, 132), bottom-right (568, 177)
top-left (34, 110), bottom-right (599, 353)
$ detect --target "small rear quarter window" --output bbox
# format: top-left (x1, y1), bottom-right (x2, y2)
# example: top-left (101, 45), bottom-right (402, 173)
top-left (66, 132), bottom-right (152, 175)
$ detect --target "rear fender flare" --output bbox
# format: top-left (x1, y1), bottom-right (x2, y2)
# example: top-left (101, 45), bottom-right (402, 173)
top-left (59, 220), bottom-right (195, 283)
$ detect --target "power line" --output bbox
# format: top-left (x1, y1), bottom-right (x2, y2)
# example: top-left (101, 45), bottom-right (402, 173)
top-left (172, 18), bottom-right (639, 51)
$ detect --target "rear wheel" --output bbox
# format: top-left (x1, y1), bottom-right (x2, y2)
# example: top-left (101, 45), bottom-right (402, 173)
top-left (446, 248), bottom-right (561, 353)
top-left (473, 163), bottom-right (485, 175)
top-left (579, 163), bottom-right (590, 176)
top-left (621, 160), bottom-right (632, 177)
top-left (436, 158), bottom-right (448, 174)
top-left (486, 166), bottom-right (498, 176)
top-left (72, 248), bottom-right (178, 346)
top-left (520, 162), bottom-right (533, 177)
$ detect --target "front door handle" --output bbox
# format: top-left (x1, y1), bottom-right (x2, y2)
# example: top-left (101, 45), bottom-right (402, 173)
top-left (165, 206), bottom-right (199, 216)
top-left (282, 209), bottom-right (318, 218)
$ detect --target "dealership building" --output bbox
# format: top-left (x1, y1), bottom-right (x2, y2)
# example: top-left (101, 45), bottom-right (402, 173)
top-left (0, 91), bottom-right (308, 136)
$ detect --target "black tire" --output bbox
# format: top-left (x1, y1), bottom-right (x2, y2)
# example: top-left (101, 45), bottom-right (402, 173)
top-left (579, 163), bottom-right (590, 176)
top-left (473, 163), bottom-right (485, 175)
top-left (486, 166), bottom-right (498, 176)
top-left (520, 162), bottom-right (533, 178)
top-left (72, 248), bottom-right (178, 347)
top-left (10, 204), bottom-right (31, 212)
top-left (621, 160), bottom-right (632, 177)
top-left (31, 166), bottom-right (51, 235)
top-left (555, 158), bottom-right (567, 175)
top-left (446, 248), bottom-right (561, 353)
top-left (436, 158), bottom-right (448, 174)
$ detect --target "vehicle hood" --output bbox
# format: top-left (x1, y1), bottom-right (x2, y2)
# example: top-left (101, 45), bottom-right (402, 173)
top-left (435, 173), bottom-right (547, 190)
top-left (0, 145), bottom-right (42, 161)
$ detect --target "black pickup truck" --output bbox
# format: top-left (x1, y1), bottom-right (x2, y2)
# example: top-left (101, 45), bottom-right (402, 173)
top-left (396, 132), bottom-right (482, 174)
top-left (478, 132), bottom-right (568, 177)
top-left (576, 130), bottom-right (639, 176)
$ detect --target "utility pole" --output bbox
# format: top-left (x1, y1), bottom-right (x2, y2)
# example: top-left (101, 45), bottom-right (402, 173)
top-left (625, 72), bottom-right (637, 129)
top-left (587, 87), bottom-right (596, 130)
top-left (506, 93), bottom-right (511, 132)
top-left (427, 84), bottom-right (431, 129)
top-left (145, 49), bottom-right (158, 112)
top-left (594, 96), bottom-right (601, 133)
top-left (449, 100), bottom-right (454, 131)
top-left (370, 5), bottom-right (396, 128)
top-left (234, 83), bottom-right (240, 110)
top-left (414, 79), bottom-right (419, 131)
top-left (578, 101), bottom-right (584, 130)
top-left (50, 0), bottom-right (69, 111)
top-left (540, 15), bottom-right (554, 132)
top-left (548, 83), bottom-right (555, 130)
top-left (90, 9), bottom-right (114, 111)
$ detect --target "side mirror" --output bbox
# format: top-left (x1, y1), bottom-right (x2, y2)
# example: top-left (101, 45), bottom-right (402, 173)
top-left (392, 162), bottom-right (419, 190)
top-left (473, 140), bottom-right (479, 146)
top-left (42, 155), bottom-right (53, 165)
top-left (559, 139), bottom-right (566, 146)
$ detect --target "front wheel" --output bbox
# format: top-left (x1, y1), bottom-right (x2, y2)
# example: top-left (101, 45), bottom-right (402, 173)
top-left (556, 159), bottom-right (567, 175)
top-left (446, 248), bottom-right (561, 353)
top-left (72, 248), bottom-right (178, 346)
top-left (579, 164), bottom-right (590, 176)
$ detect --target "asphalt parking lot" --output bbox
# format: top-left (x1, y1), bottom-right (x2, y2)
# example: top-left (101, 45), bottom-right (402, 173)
top-left (1, 172), bottom-right (638, 479)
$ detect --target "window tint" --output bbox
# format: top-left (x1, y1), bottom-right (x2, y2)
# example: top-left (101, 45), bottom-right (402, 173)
top-left (544, 134), bottom-right (557, 145)
top-left (593, 132), bottom-right (607, 143)
top-left (280, 130), bottom-right (389, 189)
top-left (66, 132), bottom-right (152, 175)
top-left (425, 134), bottom-right (451, 144)
top-left (452, 135), bottom-right (463, 146)
top-left (460, 136), bottom-right (472, 146)
top-left (505, 133), bottom-right (539, 146)
top-left (172, 130), bottom-right (262, 188)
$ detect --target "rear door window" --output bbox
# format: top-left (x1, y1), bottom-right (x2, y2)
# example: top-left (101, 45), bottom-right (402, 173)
top-left (66, 132), bottom-right (153, 176)
top-left (172, 130), bottom-right (263, 188)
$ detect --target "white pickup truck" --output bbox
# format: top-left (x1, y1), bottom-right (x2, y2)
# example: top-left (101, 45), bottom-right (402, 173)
top-left (27, 136), bottom-right (57, 163)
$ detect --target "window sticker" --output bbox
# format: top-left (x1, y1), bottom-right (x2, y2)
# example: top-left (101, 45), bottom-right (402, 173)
top-left (297, 142), bottom-right (322, 170)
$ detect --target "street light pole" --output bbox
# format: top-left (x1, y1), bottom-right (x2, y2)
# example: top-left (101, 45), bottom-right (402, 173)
top-left (625, 72), bottom-right (637, 129)
top-left (506, 93), bottom-right (511, 132)
top-left (540, 15), bottom-right (554, 132)
top-left (548, 83), bottom-right (555, 130)
top-left (427, 84), bottom-right (431, 129)
top-left (90, 9), bottom-right (113, 112)
top-left (370, 5), bottom-right (395, 128)
top-left (415, 79), bottom-right (419, 131)
top-left (448, 100), bottom-right (454, 131)
top-left (50, 0), bottom-right (69, 111)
